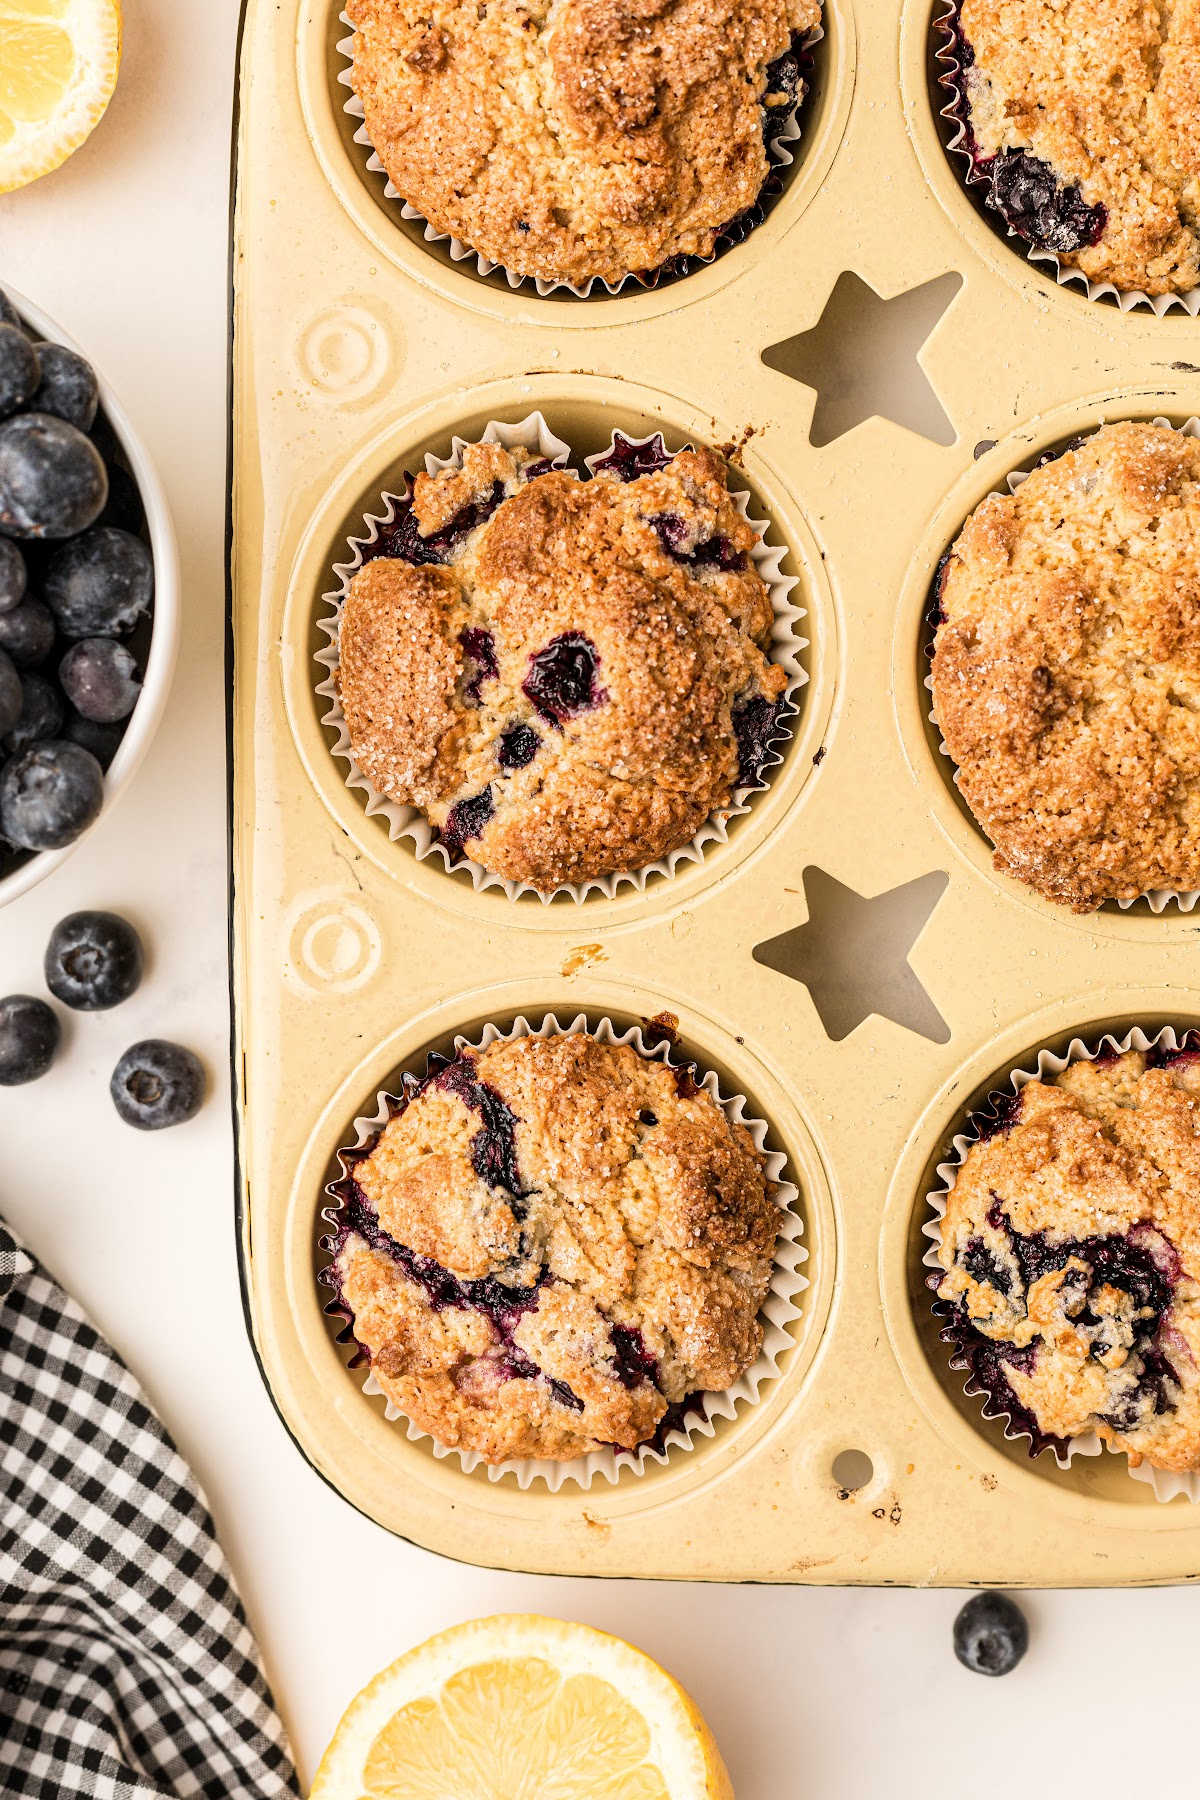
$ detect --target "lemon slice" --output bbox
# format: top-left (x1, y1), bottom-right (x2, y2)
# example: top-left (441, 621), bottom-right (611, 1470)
top-left (311, 1616), bottom-right (735, 1800)
top-left (0, 0), bottom-right (121, 194)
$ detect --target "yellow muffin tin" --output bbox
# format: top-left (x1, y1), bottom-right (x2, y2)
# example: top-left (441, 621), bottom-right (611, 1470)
top-left (231, 0), bottom-right (1200, 1583)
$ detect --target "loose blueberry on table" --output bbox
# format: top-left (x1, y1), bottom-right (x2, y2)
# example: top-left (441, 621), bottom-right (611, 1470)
top-left (45, 910), bottom-right (143, 1012)
top-left (0, 289), bottom-right (156, 880)
top-left (0, 993), bottom-right (60, 1087)
top-left (953, 1592), bottom-right (1029, 1676)
top-left (110, 1039), bottom-right (206, 1131)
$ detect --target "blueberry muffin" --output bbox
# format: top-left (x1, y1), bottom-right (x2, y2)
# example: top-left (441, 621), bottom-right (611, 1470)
top-left (336, 434), bottom-right (790, 891)
top-left (321, 1030), bottom-right (780, 1464)
top-left (344, 0), bottom-right (821, 288)
top-left (929, 422), bottom-right (1200, 911)
top-left (944, 0), bottom-right (1200, 296)
top-left (932, 1040), bottom-right (1200, 1473)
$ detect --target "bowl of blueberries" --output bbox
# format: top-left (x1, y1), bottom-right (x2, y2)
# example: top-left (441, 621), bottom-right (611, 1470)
top-left (0, 283), bottom-right (180, 906)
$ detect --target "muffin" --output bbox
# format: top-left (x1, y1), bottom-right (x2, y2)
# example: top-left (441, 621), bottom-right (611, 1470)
top-left (344, 0), bottom-right (822, 289)
top-left (321, 1029), bottom-right (780, 1465)
top-left (929, 422), bottom-right (1200, 911)
top-left (931, 1038), bottom-right (1200, 1474)
top-left (942, 0), bottom-right (1200, 297)
top-left (336, 434), bottom-right (790, 892)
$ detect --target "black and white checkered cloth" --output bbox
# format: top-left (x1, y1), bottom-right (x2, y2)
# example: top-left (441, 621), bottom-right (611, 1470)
top-left (0, 1217), bottom-right (299, 1800)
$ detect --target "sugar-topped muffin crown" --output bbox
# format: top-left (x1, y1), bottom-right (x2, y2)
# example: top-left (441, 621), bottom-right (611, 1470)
top-left (322, 1031), bottom-right (780, 1465)
top-left (337, 437), bottom-right (789, 891)
top-left (933, 1040), bottom-right (1200, 1472)
top-left (950, 0), bottom-right (1200, 296)
top-left (931, 422), bottom-right (1200, 911)
top-left (346, 0), bottom-right (821, 286)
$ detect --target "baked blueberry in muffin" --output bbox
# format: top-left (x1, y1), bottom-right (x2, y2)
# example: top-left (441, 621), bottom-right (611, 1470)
top-left (320, 1030), bottom-right (780, 1464)
top-left (345, 0), bottom-right (822, 288)
top-left (942, 0), bottom-right (1200, 296)
top-left (929, 422), bottom-right (1200, 911)
top-left (932, 1039), bottom-right (1200, 1473)
top-left (336, 435), bottom-right (790, 891)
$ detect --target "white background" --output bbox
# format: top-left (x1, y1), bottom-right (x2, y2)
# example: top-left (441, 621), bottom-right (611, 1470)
top-left (1, 4), bottom-right (1197, 1795)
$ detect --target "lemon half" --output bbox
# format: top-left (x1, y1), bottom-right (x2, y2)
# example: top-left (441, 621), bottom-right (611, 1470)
top-left (0, 0), bottom-right (122, 194)
top-left (311, 1615), bottom-right (735, 1800)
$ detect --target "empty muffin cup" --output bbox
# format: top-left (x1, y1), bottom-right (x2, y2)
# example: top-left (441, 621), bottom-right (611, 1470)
top-left (314, 411), bottom-right (806, 902)
top-left (925, 1023), bottom-right (1200, 1503)
top-left (934, 1), bottom-right (1200, 316)
top-left (335, 7), bottom-right (824, 299)
top-left (317, 1011), bottom-right (806, 1491)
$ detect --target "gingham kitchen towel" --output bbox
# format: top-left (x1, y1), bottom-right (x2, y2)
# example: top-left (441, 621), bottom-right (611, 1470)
top-left (0, 1217), bottom-right (299, 1800)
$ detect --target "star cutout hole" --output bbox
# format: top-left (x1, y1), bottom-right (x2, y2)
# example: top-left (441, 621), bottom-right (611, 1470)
top-left (753, 867), bottom-right (950, 1043)
top-left (762, 271), bottom-right (962, 447)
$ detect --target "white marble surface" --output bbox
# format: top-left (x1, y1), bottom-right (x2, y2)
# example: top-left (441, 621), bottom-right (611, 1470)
top-left (1, 4), bottom-right (1197, 1795)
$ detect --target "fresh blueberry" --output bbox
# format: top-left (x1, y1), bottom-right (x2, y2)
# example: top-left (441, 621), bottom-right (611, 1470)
top-left (4, 672), bottom-right (64, 755)
top-left (0, 740), bottom-right (103, 850)
top-left (0, 413), bottom-right (108, 539)
top-left (110, 1039), bottom-right (205, 1130)
top-left (0, 995), bottom-right (60, 1086)
top-left (45, 910), bottom-right (144, 1011)
top-left (0, 324), bottom-right (40, 419)
top-left (62, 708), bottom-right (123, 770)
top-left (58, 638), bottom-right (140, 723)
top-left (96, 461), bottom-right (144, 535)
top-left (522, 633), bottom-right (605, 725)
top-left (30, 343), bottom-right (99, 432)
top-left (0, 597), bottom-right (55, 668)
top-left (0, 537), bottom-right (27, 612)
top-left (0, 648), bottom-right (19, 739)
top-left (43, 527), bottom-right (153, 637)
top-left (0, 291), bottom-right (21, 330)
top-left (953, 1593), bottom-right (1029, 1676)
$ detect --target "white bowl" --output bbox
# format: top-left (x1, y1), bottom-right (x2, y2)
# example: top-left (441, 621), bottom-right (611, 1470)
top-left (0, 286), bottom-right (180, 907)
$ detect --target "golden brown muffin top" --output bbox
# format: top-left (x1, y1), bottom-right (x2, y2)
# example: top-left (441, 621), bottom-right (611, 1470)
top-left (930, 422), bottom-right (1200, 911)
top-left (958, 0), bottom-right (1200, 295)
top-left (935, 1043), bottom-right (1200, 1471)
top-left (346, 0), bottom-right (821, 286)
top-left (326, 1031), bottom-right (780, 1464)
top-left (337, 439), bottom-right (788, 892)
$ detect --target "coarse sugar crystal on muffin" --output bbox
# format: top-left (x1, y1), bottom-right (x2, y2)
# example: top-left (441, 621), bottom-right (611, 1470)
top-left (335, 435), bottom-right (790, 892)
top-left (344, 0), bottom-right (822, 289)
top-left (932, 1038), bottom-right (1200, 1474)
top-left (929, 421), bottom-right (1200, 911)
top-left (321, 1030), bottom-right (780, 1465)
top-left (944, 0), bottom-right (1200, 297)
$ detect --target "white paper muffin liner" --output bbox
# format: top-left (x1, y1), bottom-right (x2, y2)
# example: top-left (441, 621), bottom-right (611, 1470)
top-left (314, 411), bottom-right (806, 903)
top-left (319, 1011), bottom-right (807, 1492)
top-left (336, 11), bottom-right (822, 298)
top-left (925, 415), bottom-right (1200, 914)
top-left (923, 1023), bottom-right (1200, 1502)
top-left (933, 1), bottom-right (1200, 317)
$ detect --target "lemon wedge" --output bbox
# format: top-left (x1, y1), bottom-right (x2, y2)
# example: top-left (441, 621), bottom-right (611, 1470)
top-left (0, 0), bottom-right (121, 193)
top-left (311, 1615), bottom-right (735, 1800)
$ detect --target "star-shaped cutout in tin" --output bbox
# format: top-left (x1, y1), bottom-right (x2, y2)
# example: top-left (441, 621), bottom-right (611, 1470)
top-left (753, 867), bottom-right (950, 1043)
top-left (761, 271), bottom-right (961, 447)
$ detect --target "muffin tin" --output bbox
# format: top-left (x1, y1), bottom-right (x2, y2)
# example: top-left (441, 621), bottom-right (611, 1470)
top-left (231, 0), bottom-right (1200, 1583)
